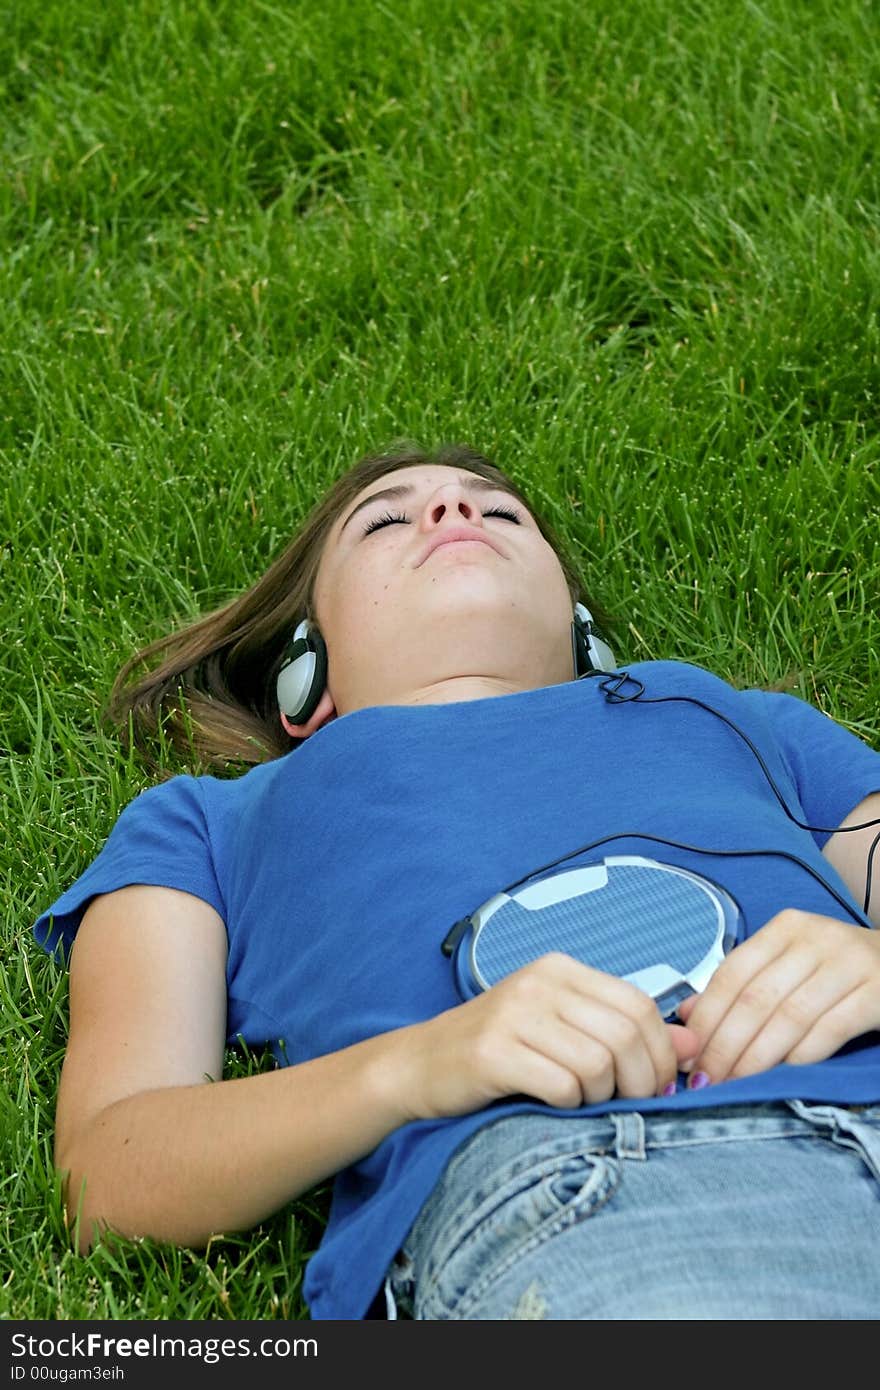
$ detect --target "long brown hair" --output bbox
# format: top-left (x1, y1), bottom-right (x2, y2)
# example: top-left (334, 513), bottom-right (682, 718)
top-left (106, 441), bottom-right (615, 775)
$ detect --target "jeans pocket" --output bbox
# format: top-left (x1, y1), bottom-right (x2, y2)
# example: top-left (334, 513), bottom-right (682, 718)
top-left (414, 1146), bottom-right (620, 1321)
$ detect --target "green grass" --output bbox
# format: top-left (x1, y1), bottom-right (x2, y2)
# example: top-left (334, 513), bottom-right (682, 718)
top-left (2, 0), bottom-right (879, 1319)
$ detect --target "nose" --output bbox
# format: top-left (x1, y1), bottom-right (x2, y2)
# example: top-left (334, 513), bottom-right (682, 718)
top-left (419, 482), bottom-right (483, 531)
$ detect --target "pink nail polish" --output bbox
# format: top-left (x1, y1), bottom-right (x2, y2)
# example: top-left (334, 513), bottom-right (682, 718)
top-left (661, 1082), bottom-right (678, 1097)
top-left (688, 1071), bottom-right (711, 1091)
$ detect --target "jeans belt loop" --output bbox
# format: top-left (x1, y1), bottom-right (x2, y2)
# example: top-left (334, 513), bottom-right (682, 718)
top-left (612, 1111), bottom-right (647, 1161)
top-left (788, 1098), bottom-right (880, 1184)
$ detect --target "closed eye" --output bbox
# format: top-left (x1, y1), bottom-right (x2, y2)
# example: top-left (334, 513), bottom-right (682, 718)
top-left (361, 510), bottom-right (410, 535)
top-left (361, 501), bottom-right (523, 536)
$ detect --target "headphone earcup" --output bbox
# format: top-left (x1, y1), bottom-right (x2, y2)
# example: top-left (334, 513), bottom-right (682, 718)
top-left (276, 620), bottom-right (328, 724)
top-left (572, 603), bottom-right (617, 676)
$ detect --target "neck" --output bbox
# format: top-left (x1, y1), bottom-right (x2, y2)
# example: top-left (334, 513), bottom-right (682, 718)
top-left (344, 672), bottom-right (574, 711)
top-left (396, 675), bottom-right (533, 706)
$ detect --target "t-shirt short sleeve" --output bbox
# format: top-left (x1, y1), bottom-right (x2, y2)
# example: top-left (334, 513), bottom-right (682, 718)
top-left (747, 690), bottom-right (880, 848)
top-left (33, 776), bottom-right (225, 960)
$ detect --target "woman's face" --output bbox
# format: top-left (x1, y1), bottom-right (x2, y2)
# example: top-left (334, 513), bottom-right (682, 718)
top-left (311, 464), bottom-right (576, 714)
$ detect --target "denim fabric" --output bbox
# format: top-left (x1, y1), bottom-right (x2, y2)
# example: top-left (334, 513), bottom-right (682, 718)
top-left (386, 1102), bottom-right (880, 1320)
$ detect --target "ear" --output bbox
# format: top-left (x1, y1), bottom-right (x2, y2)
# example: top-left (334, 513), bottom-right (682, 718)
top-left (279, 688), bottom-right (337, 741)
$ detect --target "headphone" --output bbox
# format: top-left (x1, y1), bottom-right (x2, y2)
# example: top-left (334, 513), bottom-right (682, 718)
top-left (571, 602), bottom-right (617, 679)
top-left (276, 602), bottom-right (617, 724)
top-left (276, 619), bottom-right (328, 725)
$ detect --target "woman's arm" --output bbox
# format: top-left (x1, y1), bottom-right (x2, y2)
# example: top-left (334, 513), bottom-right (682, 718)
top-left (820, 790), bottom-right (880, 928)
top-left (56, 885), bottom-right (421, 1250)
top-left (57, 887), bottom-right (696, 1251)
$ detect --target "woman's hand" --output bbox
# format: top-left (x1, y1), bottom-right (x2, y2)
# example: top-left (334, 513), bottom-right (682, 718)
top-left (400, 953), bottom-right (699, 1119)
top-left (676, 909), bottom-right (880, 1084)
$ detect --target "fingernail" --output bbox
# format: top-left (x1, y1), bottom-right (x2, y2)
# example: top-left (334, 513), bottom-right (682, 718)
top-left (688, 1071), bottom-right (711, 1091)
top-left (661, 1082), bottom-right (678, 1097)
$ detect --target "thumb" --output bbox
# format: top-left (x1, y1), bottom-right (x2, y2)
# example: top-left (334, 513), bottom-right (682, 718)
top-left (666, 1021), bottom-right (700, 1067)
top-left (675, 994), bottom-right (698, 1024)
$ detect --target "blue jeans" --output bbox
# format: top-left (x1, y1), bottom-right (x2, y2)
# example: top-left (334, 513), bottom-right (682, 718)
top-left (385, 1101), bottom-right (880, 1319)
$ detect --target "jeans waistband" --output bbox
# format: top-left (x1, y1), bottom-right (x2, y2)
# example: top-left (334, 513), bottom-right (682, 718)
top-left (441, 1100), bottom-right (880, 1181)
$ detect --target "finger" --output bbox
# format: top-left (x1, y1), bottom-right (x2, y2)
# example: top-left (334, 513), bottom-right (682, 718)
top-left (572, 963), bottom-right (687, 1091)
top-left (480, 963), bottom-right (626, 1101)
top-left (689, 943), bottom-right (821, 1082)
top-left (505, 1037), bottom-right (615, 1109)
top-left (674, 994), bottom-right (697, 1025)
top-left (785, 982), bottom-right (878, 1066)
top-left (678, 930), bottom-right (792, 1072)
top-left (456, 995), bottom-right (608, 1110)
top-left (554, 988), bottom-right (673, 1098)
top-left (518, 990), bottom-right (655, 1099)
top-left (505, 954), bottom-right (687, 1095)
top-left (733, 972), bottom-right (872, 1075)
top-left (521, 1026), bottom-right (617, 1105)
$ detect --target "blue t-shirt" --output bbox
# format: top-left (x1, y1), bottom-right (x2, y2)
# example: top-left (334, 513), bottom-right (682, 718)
top-left (33, 662), bottom-right (880, 1319)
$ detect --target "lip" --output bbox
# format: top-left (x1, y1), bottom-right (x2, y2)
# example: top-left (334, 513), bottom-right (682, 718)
top-left (416, 527), bottom-right (502, 567)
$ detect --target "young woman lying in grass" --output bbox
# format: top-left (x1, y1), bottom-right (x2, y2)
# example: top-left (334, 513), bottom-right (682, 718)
top-left (35, 441), bottom-right (880, 1320)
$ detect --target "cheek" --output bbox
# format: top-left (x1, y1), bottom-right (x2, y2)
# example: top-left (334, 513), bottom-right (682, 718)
top-left (313, 557), bottom-right (390, 641)
top-left (309, 567), bottom-right (329, 630)
top-left (532, 551), bottom-right (573, 607)
top-left (310, 558), bottom-right (346, 640)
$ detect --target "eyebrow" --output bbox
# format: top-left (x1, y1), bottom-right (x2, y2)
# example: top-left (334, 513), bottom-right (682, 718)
top-left (339, 475), bottom-right (510, 533)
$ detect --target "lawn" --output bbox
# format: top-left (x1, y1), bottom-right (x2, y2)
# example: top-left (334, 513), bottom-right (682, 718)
top-left (1, 0), bottom-right (878, 1319)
